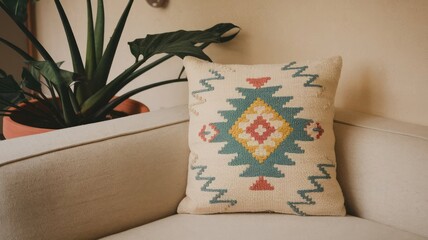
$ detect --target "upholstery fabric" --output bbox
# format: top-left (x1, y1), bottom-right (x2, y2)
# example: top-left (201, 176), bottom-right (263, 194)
top-left (179, 56), bottom-right (346, 215)
top-left (101, 214), bottom-right (426, 240)
top-left (334, 112), bottom-right (428, 237)
top-left (0, 107), bottom-right (190, 240)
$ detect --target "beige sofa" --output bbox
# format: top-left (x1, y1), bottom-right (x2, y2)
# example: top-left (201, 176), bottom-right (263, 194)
top-left (1, 105), bottom-right (427, 240)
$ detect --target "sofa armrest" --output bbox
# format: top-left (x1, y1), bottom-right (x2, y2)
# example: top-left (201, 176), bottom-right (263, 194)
top-left (334, 109), bottom-right (428, 237)
top-left (0, 105), bottom-right (190, 240)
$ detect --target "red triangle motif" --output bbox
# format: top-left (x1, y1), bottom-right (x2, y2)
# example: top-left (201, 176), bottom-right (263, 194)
top-left (250, 176), bottom-right (274, 191)
top-left (246, 77), bottom-right (271, 89)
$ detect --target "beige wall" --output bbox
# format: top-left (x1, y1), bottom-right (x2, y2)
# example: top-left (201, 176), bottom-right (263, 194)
top-left (0, 11), bottom-right (28, 134)
top-left (0, 12), bottom-right (27, 78)
top-left (35, 0), bottom-right (428, 126)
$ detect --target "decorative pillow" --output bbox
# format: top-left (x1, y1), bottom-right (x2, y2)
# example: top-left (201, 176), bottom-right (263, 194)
top-left (178, 56), bottom-right (346, 216)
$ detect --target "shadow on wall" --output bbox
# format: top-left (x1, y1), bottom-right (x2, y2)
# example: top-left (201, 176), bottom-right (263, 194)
top-left (339, 63), bottom-right (387, 118)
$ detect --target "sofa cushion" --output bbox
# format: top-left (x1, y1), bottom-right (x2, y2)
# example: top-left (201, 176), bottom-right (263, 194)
top-left (101, 214), bottom-right (425, 240)
top-left (178, 56), bottom-right (345, 215)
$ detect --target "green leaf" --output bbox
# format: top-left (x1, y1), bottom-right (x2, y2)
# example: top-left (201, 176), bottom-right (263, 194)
top-left (21, 67), bottom-right (41, 92)
top-left (94, 0), bottom-right (105, 65)
top-left (29, 61), bottom-right (77, 86)
top-left (54, 0), bottom-right (85, 75)
top-left (85, 0), bottom-right (96, 79)
top-left (68, 88), bottom-right (80, 115)
top-left (0, 69), bottom-right (21, 93)
top-left (128, 31), bottom-right (211, 61)
top-left (128, 23), bottom-right (240, 61)
top-left (29, 64), bottom-right (41, 86)
top-left (0, 0), bottom-right (28, 23)
top-left (0, 69), bottom-right (26, 108)
top-left (91, 0), bottom-right (134, 95)
top-left (204, 23), bottom-right (241, 43)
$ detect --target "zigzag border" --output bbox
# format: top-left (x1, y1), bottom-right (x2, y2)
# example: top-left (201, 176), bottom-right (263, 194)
top-left (287, 164), bottom-right (334, 215)
top-left (191, 164), bottom-right (237, 206)
top-left (282, 62), bottom-right (322, 88)
top-left (189, 69), bottom-right (225, 116)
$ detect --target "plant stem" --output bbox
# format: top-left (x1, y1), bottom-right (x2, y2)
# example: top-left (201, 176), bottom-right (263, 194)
top-left (22, 92), bottom-right (66, 127)
top-left (91, 78), bottom-right (187, 121)
top-left (126, 54), bottom-right (174, 84)
top-left (0, 98), bottom-right (52, 123)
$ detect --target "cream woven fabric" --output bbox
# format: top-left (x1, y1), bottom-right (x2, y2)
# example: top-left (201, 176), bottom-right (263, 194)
top-left (178, 56), bottom-right (345, 216)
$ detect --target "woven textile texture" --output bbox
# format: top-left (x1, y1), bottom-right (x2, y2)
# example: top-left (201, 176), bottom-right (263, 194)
top-left (178, 56), bottom-right (346, 216)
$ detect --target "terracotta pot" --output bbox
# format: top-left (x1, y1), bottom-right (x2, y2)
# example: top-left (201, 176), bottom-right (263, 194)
top-left (2, 98), bottom-right (149, 139)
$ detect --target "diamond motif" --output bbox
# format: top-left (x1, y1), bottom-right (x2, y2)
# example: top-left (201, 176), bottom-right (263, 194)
top-left (246, 116), bottom-right (276, 144)
top-left (229, 98), bottom-right (293, 163)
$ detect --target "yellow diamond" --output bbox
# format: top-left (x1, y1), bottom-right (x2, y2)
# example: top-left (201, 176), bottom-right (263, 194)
top-left (229, 98), bottom-right (293, 163)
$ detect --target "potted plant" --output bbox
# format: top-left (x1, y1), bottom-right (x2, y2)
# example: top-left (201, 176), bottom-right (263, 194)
top-left (0, 0), bottom-right (239, 139)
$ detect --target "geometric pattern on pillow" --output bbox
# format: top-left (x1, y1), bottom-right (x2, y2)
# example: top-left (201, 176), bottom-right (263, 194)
top-left (178, 56), bottom-right (346, 216)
